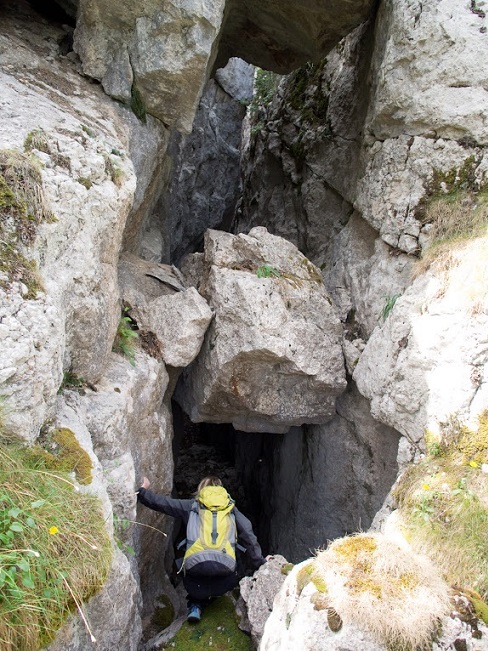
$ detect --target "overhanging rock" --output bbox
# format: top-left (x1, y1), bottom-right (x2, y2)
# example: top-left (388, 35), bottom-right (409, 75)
top-left (176, 227), bottom-right (347, 433)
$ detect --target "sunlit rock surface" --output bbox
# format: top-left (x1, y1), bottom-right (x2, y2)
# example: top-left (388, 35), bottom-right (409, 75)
top-left (176, 227), bottom-right (346, 433)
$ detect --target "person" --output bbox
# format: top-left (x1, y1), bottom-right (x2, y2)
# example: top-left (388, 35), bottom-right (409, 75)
top-left (137, 475), bottom-right (266, 623)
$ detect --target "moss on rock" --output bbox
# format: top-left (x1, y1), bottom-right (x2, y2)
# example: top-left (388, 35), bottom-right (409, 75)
top-left (167, 596), bottom-right (252, 651)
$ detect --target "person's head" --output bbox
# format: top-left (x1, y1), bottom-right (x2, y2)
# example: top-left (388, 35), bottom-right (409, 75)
top-left (195, 476), bottom-right (222, 497)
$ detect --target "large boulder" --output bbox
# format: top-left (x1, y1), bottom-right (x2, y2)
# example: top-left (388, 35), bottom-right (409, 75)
top-left (176, 227), bottom-right (346, 433)
top-left (118, 252), bottom-right (213, 368)
top-left (74, 0), bottom-right (228, 133)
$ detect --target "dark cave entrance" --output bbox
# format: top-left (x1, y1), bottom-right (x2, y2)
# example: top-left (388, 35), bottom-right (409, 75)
top-left (171, 383), bottom-right (401, 565)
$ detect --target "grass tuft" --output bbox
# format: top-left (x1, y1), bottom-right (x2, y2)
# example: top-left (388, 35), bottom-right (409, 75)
top-left (0, 444), bottom-right (112, 650)
top-left (393, 410), bottom-right (488, 599)
top-left (112, 307), bottom-right (139, 366)
top-left (416, 188), bottom-right (488, 276)
top-left (313, 533), bottom-right (450, 651)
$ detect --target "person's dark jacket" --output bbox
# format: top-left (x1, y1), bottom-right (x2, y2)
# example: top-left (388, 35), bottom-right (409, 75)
top-left (137, 487), bottom-right (265, 569)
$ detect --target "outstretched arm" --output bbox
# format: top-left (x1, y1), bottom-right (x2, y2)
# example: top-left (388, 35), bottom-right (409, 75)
top-left (137, 477), bottom-right (193, 520)
top-left (234, 508), bottom-right (266, 569)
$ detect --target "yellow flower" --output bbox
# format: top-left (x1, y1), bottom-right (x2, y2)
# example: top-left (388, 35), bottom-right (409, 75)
top-left (469, 461), bottom-right (479, 468)
top-left (49, 526), bottom-right (59, 535)
top-left (422, 484), bottom-right (430, 490)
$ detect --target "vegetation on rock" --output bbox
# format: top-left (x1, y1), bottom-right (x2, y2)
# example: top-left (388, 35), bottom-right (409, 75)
top-left (416, 157), bottom-right (488, 275)
top-left (113, 307), bottom-right (139, 366)
top-left (167, 596), bottom-right (252, 651)
top-left (0, 150), bottom-right (54, 298)
top-left (394, 410), bottom-right (488, 600)
top-left (312, 532), bottom-right (450, 650)
top-left (0, 443), bottom-right (111, 650)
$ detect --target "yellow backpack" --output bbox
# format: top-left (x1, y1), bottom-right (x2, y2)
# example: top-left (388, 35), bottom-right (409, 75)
top-left (182, 486), bottom-right (237, 576)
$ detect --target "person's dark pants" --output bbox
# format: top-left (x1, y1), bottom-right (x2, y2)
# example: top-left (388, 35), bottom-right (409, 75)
top-left (183, 571), bottom-right (239, 610)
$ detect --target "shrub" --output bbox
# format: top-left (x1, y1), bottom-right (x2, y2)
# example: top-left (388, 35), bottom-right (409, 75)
top-left (0, 444), bottom-right (112, 650)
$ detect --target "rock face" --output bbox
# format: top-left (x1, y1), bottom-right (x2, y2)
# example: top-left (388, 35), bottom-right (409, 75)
top-left (176, 227), bottom-right (347, 433)
top-left (354, 256), bottom-right (488, 446)
top-left (238, 555), bottom-right (289, 648)
top-left (165, 58), bottom-right (253, 264)
top-left (74, 0), bottom-right (227, 133)
top-left (72, 0), bottom-right (375, 129)
top-left (236, 0), bottom-right (488, 452)
top-left (0, 2), bottom-right (137, 441)
top-left (215, 0), bottom-right (376, 73)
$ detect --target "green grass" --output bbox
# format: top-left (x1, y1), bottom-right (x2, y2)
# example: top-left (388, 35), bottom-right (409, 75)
top-left (0, 444), bottom-right (112, 650)
top-left (168, 596), bottom-right (252, 651)
top-left (256, 264), bottom-right (280, 279)
top-left (382, 294), bottom-right (401, 321)
top-left (394, 410), bottom-right (488, 599)
top-left (112, 308), bottom-right (139, 366)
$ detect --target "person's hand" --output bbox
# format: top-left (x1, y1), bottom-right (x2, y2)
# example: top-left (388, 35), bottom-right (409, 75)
top-left (142, 476), bottom-right (150, 489)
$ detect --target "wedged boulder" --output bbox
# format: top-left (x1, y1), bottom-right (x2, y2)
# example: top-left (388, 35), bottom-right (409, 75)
top-left (176, 227), bottom-right (346, 433)
top-left (74, 0), bottom-right (227, 133)
top-left (118, 253), bottom-right (213, 368)
top-left (216, 0), bottom-right (376, 74)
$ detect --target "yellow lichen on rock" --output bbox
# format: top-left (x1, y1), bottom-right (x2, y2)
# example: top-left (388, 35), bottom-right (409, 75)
top-left (311, 533), bottom-right (450, 651)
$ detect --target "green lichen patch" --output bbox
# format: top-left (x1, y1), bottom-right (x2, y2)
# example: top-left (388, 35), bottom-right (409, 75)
top-left (296, 561), bottom-right (327, 596)
top-left (281, 562), bottom-right (294, 575)
top-left (0, 150), bottom-right (54, 298)
top-left (25, 427), bottom-right (93, 486)
top-left (167, 596), bottom-right (252, 651)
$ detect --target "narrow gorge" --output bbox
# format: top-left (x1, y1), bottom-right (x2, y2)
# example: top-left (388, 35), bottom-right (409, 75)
top-left (0, 1), bottom-right (487, 650)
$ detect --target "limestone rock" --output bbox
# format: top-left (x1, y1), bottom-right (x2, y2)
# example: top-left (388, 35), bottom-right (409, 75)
top-left (238, 555), bottom-right (288, 647)
top-left (353, 251), bottom-right (488, 444)
top-left (0, 2), bottom-right (140, 441)
top-left (118, 253), bottom-right (213, 368)
top-left (214, 57), bottom-right (254, 102)
top-left (176, 227), bottom-right (347, 433)
top-left (366, 0), bottom-right (488, 145)
top-left (259, 559), bottom-right (386, 651)
top-left (74, 0), bottom-right (227, 133)
top-left (166, 67), bottom-right (249, 263)
top-left (216, 0), bottom-right (376, 74)
top-left (355, 136), bottom-right (488, 253)
top-left (60, 349), bottom-right (174, 620)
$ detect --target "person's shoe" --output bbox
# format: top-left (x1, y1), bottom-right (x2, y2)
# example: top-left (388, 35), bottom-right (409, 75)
top-left (187, 604), bottom-right (202, 623)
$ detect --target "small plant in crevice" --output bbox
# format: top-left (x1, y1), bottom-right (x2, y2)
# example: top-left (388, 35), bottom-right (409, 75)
top-left (381, 294), bottom-right (401, 321)
top-left (113, 307), bottom-right (139, 366)
top-left (256, 263), bottom-right (280, 279)
top-left (23, 128), bottom-right (49, 154)
top-left (0, 443), bottom-right (112, 650)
